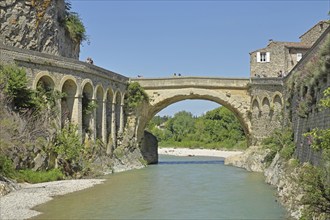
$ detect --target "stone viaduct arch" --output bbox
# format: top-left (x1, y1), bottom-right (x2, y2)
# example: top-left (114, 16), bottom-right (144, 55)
top-left (31, 70), bottom-right (128, 154)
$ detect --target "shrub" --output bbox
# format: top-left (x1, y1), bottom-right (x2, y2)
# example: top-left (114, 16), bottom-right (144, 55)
top-left (262, 127), bottom-right (295, 163)
top-left (125, 82), bottom-right (149, 110)
top-left (0, 155), bottom-right (15, 178)
top-left (82, 93), bottom-right (98, 115)
top-left (299, 163), bottom-right (330, 219)
top-left (52, 124), bottom-right (83, 161)
top-left (0, 65), bottom-right (35, 110)
top-left (16, 169), bottom-right (64, 183)
top-left (65, 12), bottom-right (87, 44)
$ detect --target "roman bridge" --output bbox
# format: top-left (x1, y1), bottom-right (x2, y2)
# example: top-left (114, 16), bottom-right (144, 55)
top-left (131, 77), bottom-right (284, 144)
top-left (1, 43), bottom-right (285, 154)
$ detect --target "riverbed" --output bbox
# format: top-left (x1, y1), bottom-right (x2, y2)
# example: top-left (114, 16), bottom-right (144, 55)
top-left (32, 155), bottom-right (286, 219)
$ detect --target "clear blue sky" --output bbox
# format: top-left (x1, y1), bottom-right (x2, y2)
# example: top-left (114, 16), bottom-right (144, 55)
top-left (71, 0), bottom-right (329, 116)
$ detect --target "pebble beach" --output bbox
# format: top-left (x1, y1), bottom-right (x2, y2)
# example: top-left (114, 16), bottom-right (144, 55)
top-left (0, 179), bottom-right (105, 220)
top-left (158, 147), bottom-right (243, 158)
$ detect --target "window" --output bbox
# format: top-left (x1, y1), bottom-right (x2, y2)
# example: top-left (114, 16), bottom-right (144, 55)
top-left (297, 53), bottom-right (302, 62)
top-left (257, 52), bottom-right (270, 63)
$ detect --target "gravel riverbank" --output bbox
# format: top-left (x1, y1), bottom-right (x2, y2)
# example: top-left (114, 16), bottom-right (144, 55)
top-left (0, 179), bottom-right (105, 220)
top-left (158, 147), bottom-right (243, 158)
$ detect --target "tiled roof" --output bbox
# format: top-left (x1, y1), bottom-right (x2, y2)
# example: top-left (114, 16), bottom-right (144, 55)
top-left (282, 42), bottom-right (311, 49)
top-left (249, 41), bottom-right (310, 54)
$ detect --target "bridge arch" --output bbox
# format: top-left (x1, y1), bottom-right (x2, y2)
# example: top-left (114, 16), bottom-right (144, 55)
top-left (261, 96), bottom-right (271, 112)
top-left (272, 92), bottom-right (283, 112)
top-left (95, 85), bottom-right (104, 140)
top-left (60, 77), bottom-right (78, 127)
top-left (32, 71), bottom-right (55, 91)
top-left (145, 88), bottom-right (251, 138)
top-left (81, 80), bottom-right (95, 140)
top-left (105, 88), bottom-right (115, 142)
top-left (114, 90), bottom-right (122, 134)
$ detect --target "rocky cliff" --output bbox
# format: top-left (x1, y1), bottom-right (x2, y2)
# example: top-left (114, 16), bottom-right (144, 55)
top-left (111, 102), bottom-right (158, 172)
top-left (0, 0), bottom-right (80, 58)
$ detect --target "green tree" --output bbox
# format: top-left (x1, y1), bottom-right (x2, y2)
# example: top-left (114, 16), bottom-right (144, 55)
top-left (0, 65), bottom-right (35, 110)
top-left (166, 111), bottom-right (195, 142)
top-left (147, 106), bottom-right (246, 149)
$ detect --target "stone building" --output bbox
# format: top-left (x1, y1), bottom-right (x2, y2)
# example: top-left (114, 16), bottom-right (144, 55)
top-left (250, 21), bottom-right (329, 78)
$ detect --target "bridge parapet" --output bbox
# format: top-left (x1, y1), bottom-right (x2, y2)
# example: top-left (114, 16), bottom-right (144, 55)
top-left (250, 77), bottom-right (284, 86)
top-left (0, 43), bottom-right (129, 153)
top-left (0, 43), bottom-right (128, 84)
top-left (131, 77), bottom-right (250, 89)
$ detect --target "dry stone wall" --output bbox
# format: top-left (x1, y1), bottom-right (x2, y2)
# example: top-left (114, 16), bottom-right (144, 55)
top-left (0, 0), bottom-right (79, 59)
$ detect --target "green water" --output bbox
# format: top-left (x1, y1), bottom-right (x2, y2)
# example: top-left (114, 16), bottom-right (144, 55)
top-left (33, 155), bottom-right (286, 219)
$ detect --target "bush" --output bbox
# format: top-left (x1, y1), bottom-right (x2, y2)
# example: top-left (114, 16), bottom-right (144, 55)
top-left (299, 163), bottom-right (330, 219)
top-left (125, 82), bottom-right (149, 110)
top-left (52, 124), bottom-right (83, 161)
top-left (0, 155), bottom-right (15, 178)
top-left (65, 12), bottom-right (87, 44)
top-left (262, 127), bottom-right (295, 162)
top-left (16, 169), bottom-right (64, 183)
top-left (0, 65), bottom-right (35, 110)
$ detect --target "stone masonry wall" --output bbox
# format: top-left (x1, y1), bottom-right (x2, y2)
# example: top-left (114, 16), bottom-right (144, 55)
top-left (285, 26), bottom-right (330, 165)
top-left (300, 21), bottom-right (330, 46)
top-left (0, 0), bottom-right (80, 59)
top-left (284, 47), bottom-right (309, 75)
top-left (249, 78), bottom-right (284, 144)
top-left (250, 42), bottom-right (286, 77)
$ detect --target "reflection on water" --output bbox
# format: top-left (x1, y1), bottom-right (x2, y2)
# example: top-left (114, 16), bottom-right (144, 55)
top-left (33, 155), bottom-right (286, 220)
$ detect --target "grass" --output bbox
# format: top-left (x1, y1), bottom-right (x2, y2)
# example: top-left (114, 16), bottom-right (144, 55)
top-left (16, 169), bottom-right (64, 184)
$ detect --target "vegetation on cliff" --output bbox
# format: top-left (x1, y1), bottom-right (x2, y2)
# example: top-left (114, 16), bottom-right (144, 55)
top-left (64, 1), bottom-right (88, 45)
top-left (147, 107), bottom-right (246, 150)
top-left (299, 87), bottom-right (330, 220)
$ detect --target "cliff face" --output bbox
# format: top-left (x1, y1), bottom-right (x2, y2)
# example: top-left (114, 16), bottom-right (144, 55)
top-left (0, 0), bottom-right (80, 58)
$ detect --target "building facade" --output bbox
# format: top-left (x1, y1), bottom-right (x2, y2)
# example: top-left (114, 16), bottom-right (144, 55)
top-left (250, 21), bottom-right (329, 78)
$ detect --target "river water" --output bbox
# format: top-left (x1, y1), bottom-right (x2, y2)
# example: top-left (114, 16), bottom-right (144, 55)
top-left (33, 155), bottom-right (286, 219)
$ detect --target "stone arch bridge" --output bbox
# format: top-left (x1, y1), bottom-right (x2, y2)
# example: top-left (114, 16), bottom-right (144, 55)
top-left (131, 77), bottom-right (284, 144)
top-left (1, 44), bottom-right (285, 153)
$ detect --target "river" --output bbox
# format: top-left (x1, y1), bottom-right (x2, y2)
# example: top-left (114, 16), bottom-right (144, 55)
top-left (32, 155), bottom-right (286, 219)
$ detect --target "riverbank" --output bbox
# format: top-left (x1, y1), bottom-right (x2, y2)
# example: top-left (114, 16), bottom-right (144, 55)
top-left (0, 179), bottom-right (105, 220)
top-left (158, 147), bottom-right (243, 158)
top-left (0, 148), bottom-right (242, 220)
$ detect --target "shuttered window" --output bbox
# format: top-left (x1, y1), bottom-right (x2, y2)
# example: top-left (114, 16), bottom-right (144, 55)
top-left (297, 53), bottom-right (302, 62)
top-left (257, 52), bottom-right (270, 63)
